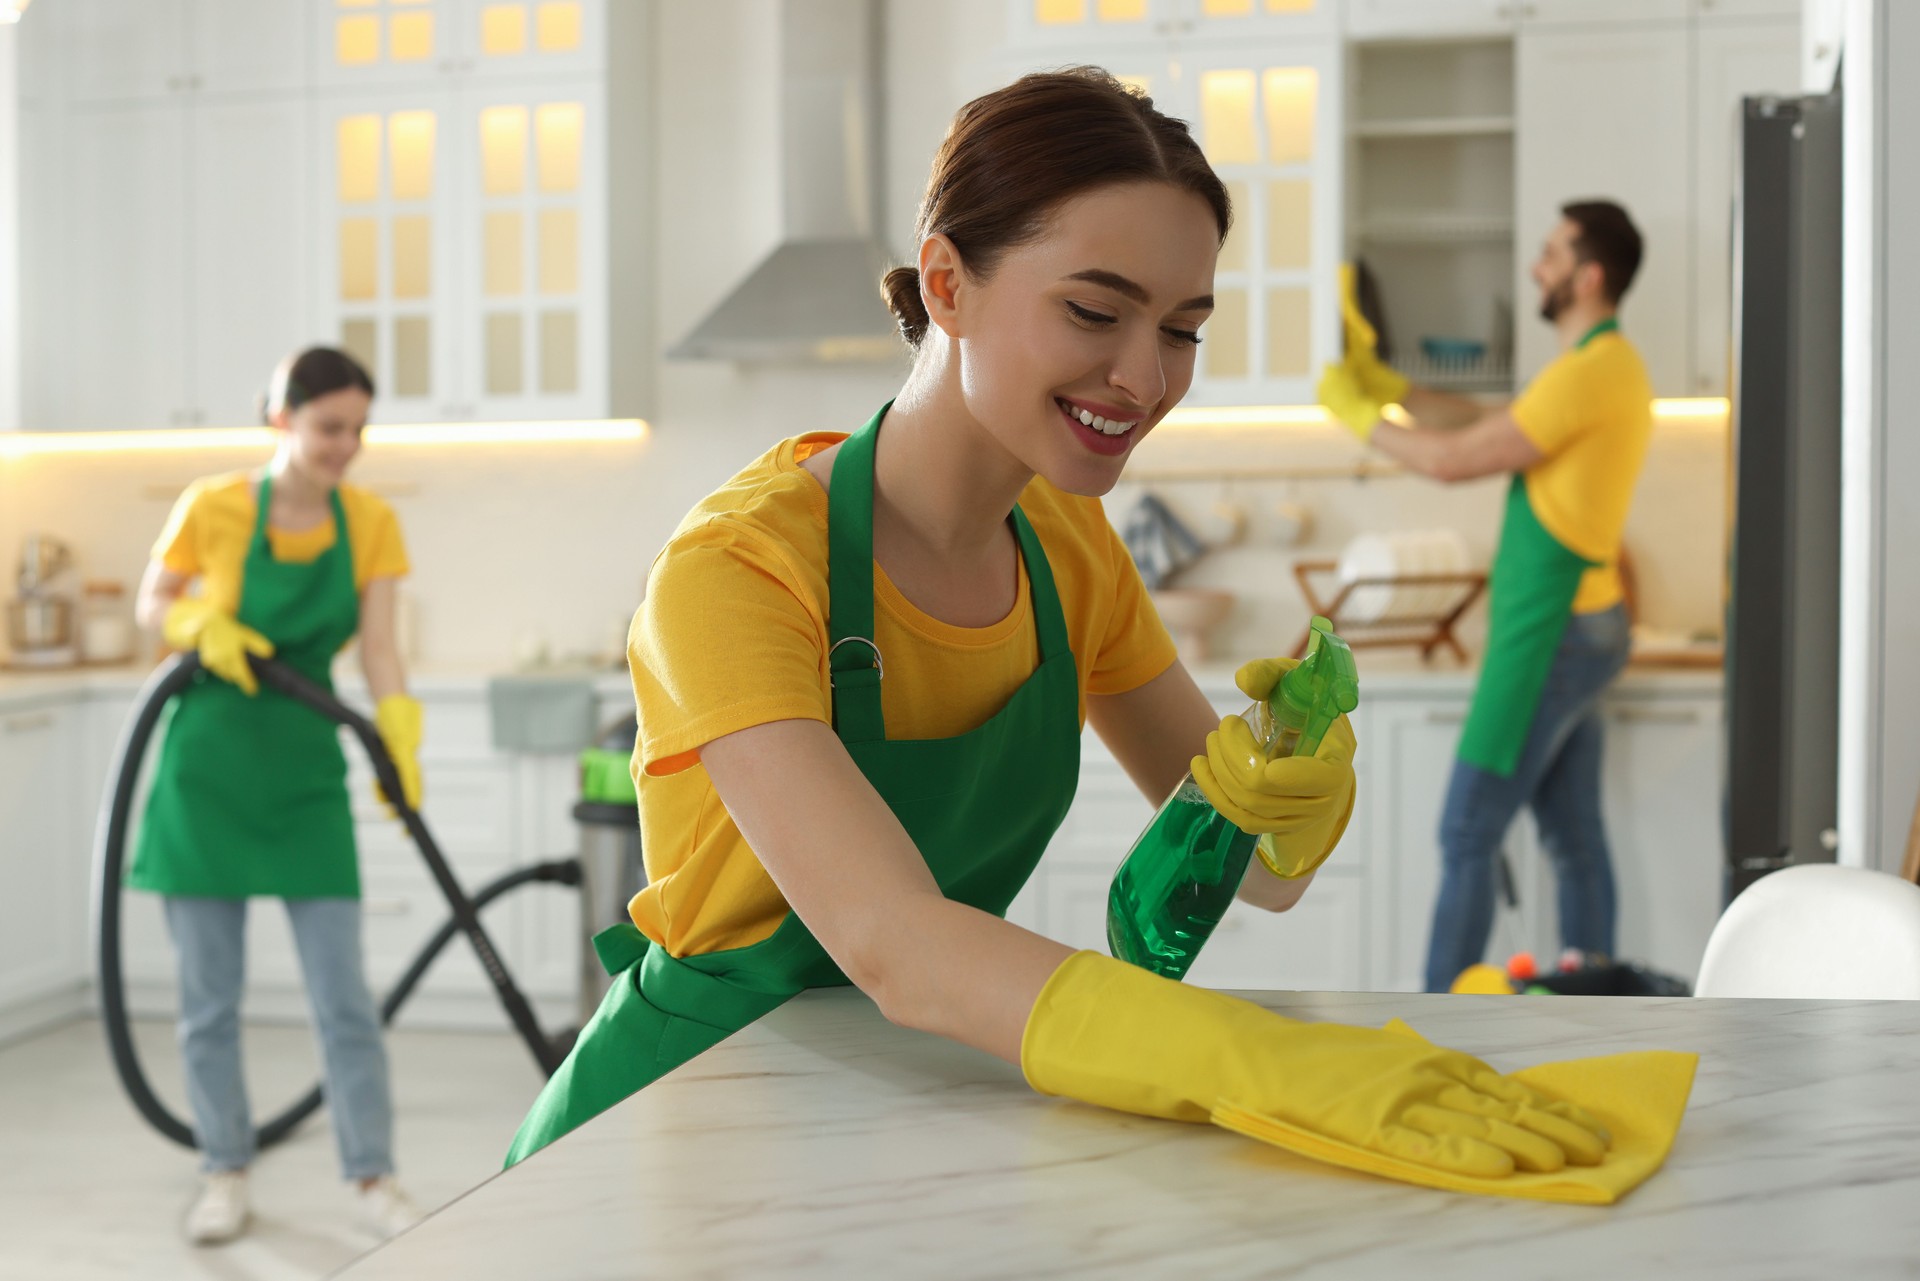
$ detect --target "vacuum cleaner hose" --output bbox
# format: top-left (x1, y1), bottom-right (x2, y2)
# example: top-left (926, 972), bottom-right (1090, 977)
top-left (92, 653), bottom-right (577, 1152)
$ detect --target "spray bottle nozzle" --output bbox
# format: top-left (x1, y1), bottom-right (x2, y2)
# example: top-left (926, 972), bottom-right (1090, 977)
top-left (1270, 616), bottom-right (1360, 759)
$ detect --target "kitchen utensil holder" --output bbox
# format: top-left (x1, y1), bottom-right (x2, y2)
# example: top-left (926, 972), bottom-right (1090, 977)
top-left (1290, 559), bottom-right (1488, 662)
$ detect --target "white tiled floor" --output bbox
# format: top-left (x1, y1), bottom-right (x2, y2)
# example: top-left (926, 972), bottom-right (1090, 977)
top-left (0, 1016), bottom-right (548, 1281)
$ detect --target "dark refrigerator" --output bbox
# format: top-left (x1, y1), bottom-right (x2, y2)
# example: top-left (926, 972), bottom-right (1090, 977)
top-left (1724, 91), bottom-right (1844, 899)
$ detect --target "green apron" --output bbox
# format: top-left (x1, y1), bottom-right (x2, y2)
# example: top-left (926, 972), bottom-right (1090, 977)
top-left (506, 403), bottom-right (1083, 1165)
top-left (1456, 318), bottom-right (1616, 777)
top-left (128, 476), bottom-right (362, 899)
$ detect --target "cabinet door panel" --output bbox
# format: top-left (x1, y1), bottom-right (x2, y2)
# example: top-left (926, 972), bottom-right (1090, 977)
top-left (190, 0), bottom-right (311, 96)
top-left (65, 106), bottom-right (193, 429)
top-left (191, 96), bottom-right (313, 425)
top-left (1600, 698), bottom-right (1725, 983)
top-left (1184, 872), bottom-right (1366, 991)
top-left (1367, 701), bottom-right (1466, 992)
top-left (1517, 0), bottom-right (1690, 24)
top-left (1692, 19), bottom-right (1799, 396)
top-left (63, 0), bottom-right (190, 104)
top-left (1515, 26), bottom-right (1691, 395)
top-left (0, 708), bottom-right (81, 1007)
top-left (1347, 0), bottom-right (1513, 39)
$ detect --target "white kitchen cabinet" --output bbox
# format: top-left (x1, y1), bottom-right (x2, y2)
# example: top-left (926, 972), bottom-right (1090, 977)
top-left (1186, 870), bottom-right (1367, 990)
top-left (62, 0), bottom-right (308, 103)
top-left (1515, 23), bottom-right (1692, 395)
top-left (1696, 0), bottom-right (1800, 18)
top-left (1516, 0), bottom-right (1691, 26)
top-left (1599, 696), bottom-right (1724, 983)
top-left (1006, 0), bottom-right (1332, 50)
top-left (61, 0), bottom-right (191, 104)
top-left (1346, 1), bottom-right (1516, 40)
top-left (0, 705), bottom-right (83, 1019)
top-left (62, 105), bottom-right (194, 430)
top-left (312, 0), bottom-right (602, 89)
top-left (1689, 18), bottom-right (1798, 397)
top-left (1364, 698), bottom-right (1462, 991)
top-left (191, 95), bottom-right (315, 426)
top-left (57, 95), bottom-right (309, 430)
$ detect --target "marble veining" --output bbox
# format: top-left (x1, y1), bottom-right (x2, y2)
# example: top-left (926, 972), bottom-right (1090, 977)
top-left (340, 989), bottom-right (1920, 1280)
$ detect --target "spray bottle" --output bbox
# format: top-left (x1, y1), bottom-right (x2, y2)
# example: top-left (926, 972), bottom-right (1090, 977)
top-left (1106, 616), bottom-right (1360, 980)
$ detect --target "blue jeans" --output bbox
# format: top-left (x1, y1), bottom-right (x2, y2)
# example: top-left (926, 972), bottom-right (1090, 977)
top-left (164, 896), bottom-right (394, 1178)
top-left (1423, 604), bottom-right (1631, 992)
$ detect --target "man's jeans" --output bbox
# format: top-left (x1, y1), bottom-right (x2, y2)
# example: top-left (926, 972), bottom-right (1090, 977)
top-left (1423, 603), bottom-right (1632, 992)
top-left (165, 895), bottom-right (395, 1178)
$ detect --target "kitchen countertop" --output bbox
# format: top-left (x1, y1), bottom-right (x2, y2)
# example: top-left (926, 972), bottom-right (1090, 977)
top-left (341, 988), bottom-right (1919, 1280)
top-left (0, 659), bottom-right (636, 711)
top-left (1, 652), bottom-right (1719, 713)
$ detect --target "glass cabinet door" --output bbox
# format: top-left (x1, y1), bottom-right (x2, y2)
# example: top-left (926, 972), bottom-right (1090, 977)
top-left (315, 91), bottom-right (460, 420)
top-left (314, 0), bottom-right (456, 87)
top-left (460, 83), bottom-right (606, 419)
top-left (1169, 42), bottom-right (1340, 405)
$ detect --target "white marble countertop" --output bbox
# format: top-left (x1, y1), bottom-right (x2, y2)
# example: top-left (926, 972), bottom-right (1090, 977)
top-left (342, 988), bottom-right (1920, 1280)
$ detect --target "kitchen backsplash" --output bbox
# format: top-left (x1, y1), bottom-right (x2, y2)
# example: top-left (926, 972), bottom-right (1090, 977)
top-left (0, 401), bottom-right (1724, 672)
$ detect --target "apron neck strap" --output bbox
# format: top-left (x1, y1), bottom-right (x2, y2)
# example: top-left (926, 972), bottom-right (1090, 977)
top-left (1575, 316), bottom-right (1619, 350)
top-left (251, 472), bottom-right (348, 549)
top-left (825, 403), bottom-right (1071, 744)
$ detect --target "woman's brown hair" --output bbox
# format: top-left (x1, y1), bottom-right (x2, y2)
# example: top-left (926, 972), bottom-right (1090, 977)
top-left (883, 66), bottom-right (1231, 348)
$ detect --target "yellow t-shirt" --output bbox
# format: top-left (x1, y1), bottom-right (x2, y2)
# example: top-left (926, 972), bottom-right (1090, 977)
top-left (1510, 330), bottom-right (1654, 613)
top-left (627, 432), bottom-right (1178, 958)
top-left (153, 470), bottom-right (410, 616)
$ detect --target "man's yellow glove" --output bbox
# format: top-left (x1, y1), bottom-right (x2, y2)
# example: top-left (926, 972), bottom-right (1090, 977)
top-left (163, 598), bottom-right (274, 696)
top-left (1023, 950), bottom-right (1611, 1181)
top-left (1190, 656), bottom-right (1356, 880)
top-left (373, 694), bottom-right (425, 814)
top-left (1339, 262), bottom-right (1411, 406)
top-left (1317, 362), bottom-right (1387, 441)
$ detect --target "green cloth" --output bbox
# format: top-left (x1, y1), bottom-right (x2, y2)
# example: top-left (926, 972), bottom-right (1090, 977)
top-left (1457, 322), bottom-right (1616, 777)
top-left (129, 477), bottom-right (363, 898)
top-left (505, 403), bottom-right (1084, 1165)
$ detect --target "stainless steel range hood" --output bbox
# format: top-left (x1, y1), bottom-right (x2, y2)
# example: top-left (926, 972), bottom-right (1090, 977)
top-left (667, 0), bottom-right (901, 364)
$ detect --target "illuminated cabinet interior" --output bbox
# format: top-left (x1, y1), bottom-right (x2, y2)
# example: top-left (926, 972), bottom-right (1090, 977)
top-left (1000, 7), bottom-right (1340, 407)
top-left (317, 0), bottom-right (609, 423)
top-left (1010, 0), bottom-right (1333, 43)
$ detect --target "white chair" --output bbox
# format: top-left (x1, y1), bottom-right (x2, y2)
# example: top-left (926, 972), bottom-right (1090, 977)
top-left (1695, 864), bottom-right (1920, 999)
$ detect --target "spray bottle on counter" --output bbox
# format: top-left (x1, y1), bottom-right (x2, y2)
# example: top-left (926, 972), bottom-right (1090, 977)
top-left (1107, 616), bottom-right (1360, 981)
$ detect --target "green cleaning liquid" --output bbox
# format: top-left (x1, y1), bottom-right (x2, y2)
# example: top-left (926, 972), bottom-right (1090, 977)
top-left (1106, 617), bottom-right (1359, 980)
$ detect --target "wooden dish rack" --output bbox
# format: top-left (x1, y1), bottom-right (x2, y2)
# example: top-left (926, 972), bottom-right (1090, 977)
top-left (1290, 560), bottom-right (1488, 662)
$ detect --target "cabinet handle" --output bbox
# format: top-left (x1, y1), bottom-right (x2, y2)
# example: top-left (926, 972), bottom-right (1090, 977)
top-left (1608, 706), bottom-right (1704, 726)
top-left (363, 897), bottom-right (412, 917)
top-left (1425, 709), bottom-right (1467, 725)
top-left (3, 712), bottom-right (55, 734)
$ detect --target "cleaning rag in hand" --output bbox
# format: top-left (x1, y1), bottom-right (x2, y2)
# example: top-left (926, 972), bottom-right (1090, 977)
top-left (1213, 1019), bottom-right (1698, 1205)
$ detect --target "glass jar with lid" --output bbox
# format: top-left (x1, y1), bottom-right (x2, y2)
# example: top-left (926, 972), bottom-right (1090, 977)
top-left (80, 580), bottom-right (136, 665)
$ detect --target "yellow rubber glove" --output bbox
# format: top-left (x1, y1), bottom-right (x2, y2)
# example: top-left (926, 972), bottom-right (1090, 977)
top-left (1023, 951), bottom-right (1611, 1181)
top-left (163, 598), bottom-right (274, 696)
top-left (373, 694), bottom-right (425, 814)
top-left (1229, 655), bottom-right (1357, 879)
top-left (1339, 262), bottom-right (1410, 406)
top-left (1316, 362), bottom-right (1386, 442)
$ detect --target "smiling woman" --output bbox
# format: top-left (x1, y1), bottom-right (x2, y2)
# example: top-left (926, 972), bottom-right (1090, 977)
top-left (505, 68), bottom-right (1610, 1195)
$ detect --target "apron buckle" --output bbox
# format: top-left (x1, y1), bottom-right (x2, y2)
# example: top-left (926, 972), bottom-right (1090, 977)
top-left (828, 635), bottom-right (884, 683)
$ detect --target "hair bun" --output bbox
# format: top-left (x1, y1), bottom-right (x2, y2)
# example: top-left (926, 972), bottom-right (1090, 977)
top-left (881, 265), bottom-right (930, 347)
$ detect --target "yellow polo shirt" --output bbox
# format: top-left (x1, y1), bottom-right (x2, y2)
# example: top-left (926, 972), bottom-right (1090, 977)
top-left (1509, 330), bottom-right (1654, 614)
top-left (627, 432), bottom-right (1178, 958)
top-left (153, 470), bottom-right (409, 614)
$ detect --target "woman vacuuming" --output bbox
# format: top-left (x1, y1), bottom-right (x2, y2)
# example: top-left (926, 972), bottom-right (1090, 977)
top-left (507, 69), bottom-right (1609, 1187)
top-left (130, 347), bottom-right (426, 1244)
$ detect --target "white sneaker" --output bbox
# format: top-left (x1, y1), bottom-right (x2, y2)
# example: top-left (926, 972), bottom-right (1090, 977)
top-left (355, 1175), bottom-right (425, 1239)
top-left (185, 1170), bottom-right (250, 1245)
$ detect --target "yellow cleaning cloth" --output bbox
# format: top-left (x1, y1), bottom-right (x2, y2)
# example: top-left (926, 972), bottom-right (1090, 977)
top-left (1212, 1020), bottom-right (1699, 1205)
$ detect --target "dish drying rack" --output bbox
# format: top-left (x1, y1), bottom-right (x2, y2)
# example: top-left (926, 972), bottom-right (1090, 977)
top-left (1290, 560), bottom-right (1488, 662)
